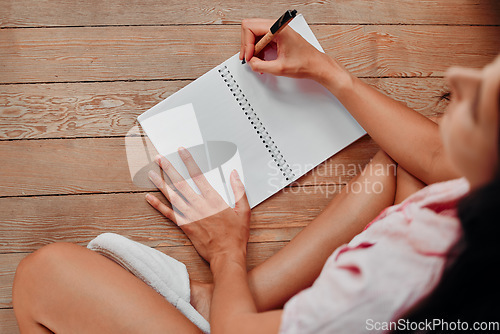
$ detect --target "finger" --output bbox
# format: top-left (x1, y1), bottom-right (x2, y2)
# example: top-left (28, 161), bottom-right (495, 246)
top-left (145, 193), bottom-right (186, 225)
top-left (241, 19), bottom-right (273, 63)
top-left (240, 45), bottom-right (244, 61)
top-left (230, 170), bottom-right (250, 215)
top-left (248, 57), bottom-right (283, 76)
top-left (240, 25), bottom-right (248, 61)
top-left (177, 147), bottom-right (212, 195)
top-left (148, 170), bottom-right (190, 215)
top-left (155, 155), bottom-right (197, 200)
top-left (244, 41), bottom-right (255, 63)
top-left (242, 27), bottom-right (255, 63)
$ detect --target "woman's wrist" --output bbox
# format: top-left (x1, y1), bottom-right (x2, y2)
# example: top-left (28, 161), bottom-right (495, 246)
top-left (210, 250), bottom-right (247, 274)
top-left (312, 53), bottom-right (355, 98)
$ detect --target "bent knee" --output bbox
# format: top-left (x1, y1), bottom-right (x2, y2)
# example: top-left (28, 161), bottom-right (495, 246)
top-left (394, 165), bottom-right (426, 204)
top-left (367, 150), bottom-right (397, 177)
top-left (371, 150), bottom-right (395, 168)
top-left (16, 243), bottom-right (80, 276)
top-left (14, 243), bottom-right (85, 298)
top-left (13, 243), bottom-right (90, 328)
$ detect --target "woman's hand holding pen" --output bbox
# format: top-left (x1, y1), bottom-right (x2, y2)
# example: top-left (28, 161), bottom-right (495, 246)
top-left (146, 148), bottom-right (251, 264)
top-left (239, 18), bottom-right (353, 95)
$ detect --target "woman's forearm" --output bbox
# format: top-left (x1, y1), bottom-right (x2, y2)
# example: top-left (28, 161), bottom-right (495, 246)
top-left (210, 254), bottom-right (282, 334)
top-left (210, 254), bottom-right (255, 331)
top-left (318, 55), bottom-right (460, 185)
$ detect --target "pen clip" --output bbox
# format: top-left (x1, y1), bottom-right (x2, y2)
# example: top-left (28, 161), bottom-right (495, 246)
top-left (270, 9), bottom-right (297, 34)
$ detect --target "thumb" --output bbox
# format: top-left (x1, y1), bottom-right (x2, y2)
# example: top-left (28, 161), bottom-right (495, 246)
top-left (230, 170), bottom-right (250, 214)
top-left (248, 57), bottom-right (282, 76)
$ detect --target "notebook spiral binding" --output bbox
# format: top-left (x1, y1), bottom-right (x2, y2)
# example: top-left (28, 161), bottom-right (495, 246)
top-left (218, 65), bottom-right (295, 181)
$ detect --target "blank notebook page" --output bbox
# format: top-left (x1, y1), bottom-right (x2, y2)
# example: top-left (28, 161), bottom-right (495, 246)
top-left (138, 63), bottom-right (280, 208)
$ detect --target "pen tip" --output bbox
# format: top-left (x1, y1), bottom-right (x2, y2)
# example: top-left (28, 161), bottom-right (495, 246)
top-left (242, 58), bottom-right (246, 64)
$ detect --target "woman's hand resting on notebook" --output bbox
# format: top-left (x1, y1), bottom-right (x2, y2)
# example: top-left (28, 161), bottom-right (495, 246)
top-left (240, 18), bottom-right (352, 93)
top-left (145, 147), bottom-right (251, 264)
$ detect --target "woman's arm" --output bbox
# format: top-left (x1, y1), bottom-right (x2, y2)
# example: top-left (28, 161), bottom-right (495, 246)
top-left (210, 254), bottom-right (282, 334)
top-left (147, 148), bottom-right (282, 333)
top-left (242, 20), bottom-right (460, 185)
top-left (322, 67), bottom-right (460, 185)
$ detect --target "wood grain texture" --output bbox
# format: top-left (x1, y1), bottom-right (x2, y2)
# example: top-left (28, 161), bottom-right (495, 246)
top-left (0, 186), bottom-right (337, 253)
top-left (0, 253), bottom-right (25, 309)
top-left (1, 0), bottom-right (499, 27)
top-left (0, 309), bottom-right (19, 334)
top-left (0, 78), bottom-right (449, 140)
top-left (0, 80), bottom-right (189, 140)
top-left (1, 25), bottom-right (499, 84)
top-left (0, 135), bottom-right (378, 197)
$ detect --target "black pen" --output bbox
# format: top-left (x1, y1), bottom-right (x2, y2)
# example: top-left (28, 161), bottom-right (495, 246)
top-left (242, 9), bottom-right (297, 64)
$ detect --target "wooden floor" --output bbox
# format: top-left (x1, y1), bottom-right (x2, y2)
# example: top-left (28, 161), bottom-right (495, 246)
top-left (1, 1), bottom-right (499, 331)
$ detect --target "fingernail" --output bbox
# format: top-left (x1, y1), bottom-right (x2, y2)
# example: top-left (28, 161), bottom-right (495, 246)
top-left (145, 193), bottom-right (152, 202)
top-left (232, 169), bottom-right (240, 180)
top-left (178, 147), bottom-right (189, 158)
top-left (148, 170), bottom-right (159, 181)
top-left (154, 155), bottom-right (162, 164)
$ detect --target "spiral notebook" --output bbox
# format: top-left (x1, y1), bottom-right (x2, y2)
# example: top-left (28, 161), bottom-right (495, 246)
top-left (137, 14), bottom-right (366, 208)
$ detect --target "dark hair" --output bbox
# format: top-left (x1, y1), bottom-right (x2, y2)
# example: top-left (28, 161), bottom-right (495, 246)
top-left (396, 176), bottom-right (500, 331)
top-left (394, 86), bottom-right (500, 332)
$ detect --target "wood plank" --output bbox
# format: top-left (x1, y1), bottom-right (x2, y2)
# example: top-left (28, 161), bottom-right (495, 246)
top-left (1, 25), bottom-right (498, 84)
top-left (0, 253), bottom-right (25, 309)
top-left (0, 185), bottom-right (337, 253)
top-left (0, 241), bottom-right (285, 309)
top-left (0, 309), bottom-right (19, 334)
top-left (0, 78), bottom-right (449, 140)
top-left (0, 135), bottom-right (378, 197)
top-left (1, 0), bottom-right (499, 27)
top-left (0, 80), bottom-right (189, 140)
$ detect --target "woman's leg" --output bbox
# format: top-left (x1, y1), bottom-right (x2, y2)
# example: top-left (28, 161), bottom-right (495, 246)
top-left (244, 150), bottom-right (432, 312)
top-left (245, 150), bottom-right (433, 311)
top-left (244, 150), bottom-right (433, 312)
top-left (394, 165), bottom-right (426, 204)
top-left (13, 242), bottom-right (201, 334)
top-left (246, 150), bottom-right (398, 310)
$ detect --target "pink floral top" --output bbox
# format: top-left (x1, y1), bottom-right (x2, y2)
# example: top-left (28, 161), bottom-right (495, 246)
top-left (280, 178), bottom-right (470, 334)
